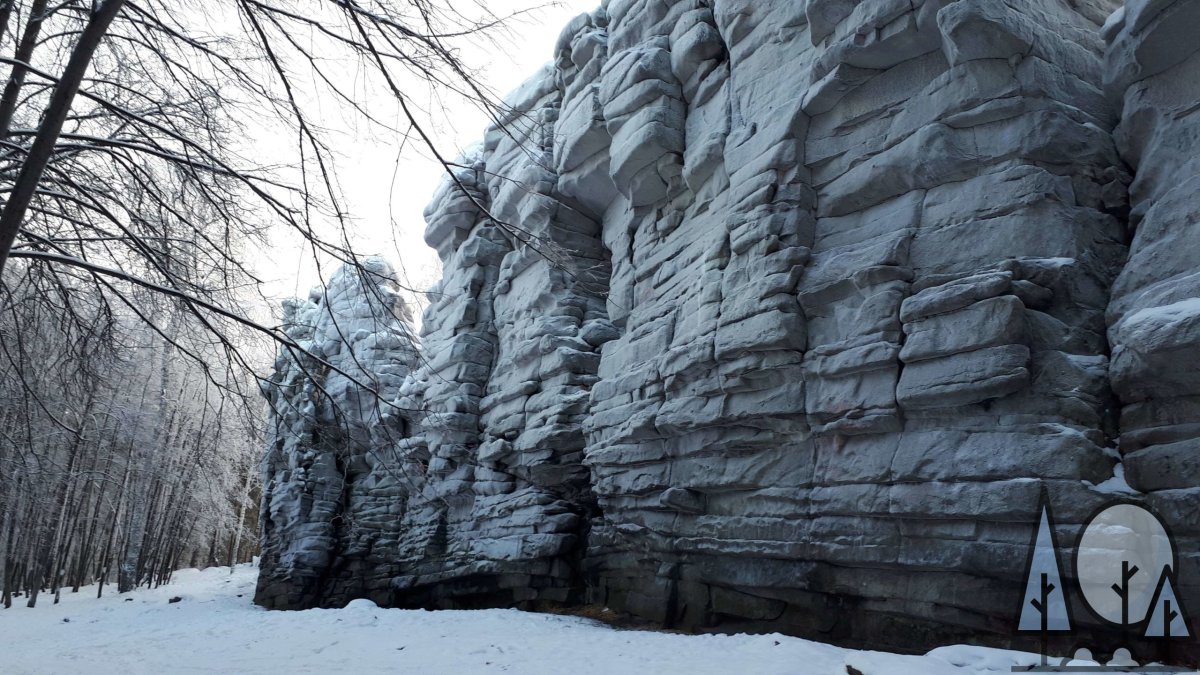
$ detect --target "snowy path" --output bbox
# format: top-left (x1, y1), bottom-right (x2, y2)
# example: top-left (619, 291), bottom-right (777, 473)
top-left (0, 564), bottom-right (1141, 674)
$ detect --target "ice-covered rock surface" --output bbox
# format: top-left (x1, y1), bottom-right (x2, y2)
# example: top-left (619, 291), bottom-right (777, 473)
top-left (257, 0), bottom-right (1200, 658)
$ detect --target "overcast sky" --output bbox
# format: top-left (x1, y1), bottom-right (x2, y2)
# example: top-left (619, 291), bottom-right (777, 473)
top-left (256, 0), bottom-right (598, 318)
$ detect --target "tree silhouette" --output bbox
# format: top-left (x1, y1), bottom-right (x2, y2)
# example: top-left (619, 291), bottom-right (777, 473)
top-left (1144, 565), bottom-right (1191, 667)
top-left (1019, 500), bottom-right (1071, 664)
top-left (1144, 565), bottom-right (1190, 639)
top-left (1112, 559), bottom-right (1141, 629)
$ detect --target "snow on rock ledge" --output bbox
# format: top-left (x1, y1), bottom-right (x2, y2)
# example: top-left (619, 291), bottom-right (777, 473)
top-left (256, 258), bottom-right (418, 609)
top-left (257, 0), bottom-right (1200, 660)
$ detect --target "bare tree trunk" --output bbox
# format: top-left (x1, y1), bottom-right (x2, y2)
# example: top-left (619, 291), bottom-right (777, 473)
top-left (0, 1), bottom-right (16, 45)
top-left (0, 0), bottom-right (50, 139)
top-left (228, 466), bottom-right (253, 570)
top-left (120, 323), bottom-right (174, 592)
top-left (47, 389), bottom-right (97, 602)
top-left (0, 471), bottom-right (15, 604)
top-left (1, 474), bottom-right (28, 609)
top-left (97, 455), bottom-right (131, 599)
top-left (70, 424), bottom-right (118, 591)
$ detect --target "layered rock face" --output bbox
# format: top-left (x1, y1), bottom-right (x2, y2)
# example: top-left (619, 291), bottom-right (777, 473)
top-left (258, 0), bottom-right (1200, 656)
top-left (1105, 0), bottom-right (1200, 628)
top-left (256, 259), bottom-right (418, 609)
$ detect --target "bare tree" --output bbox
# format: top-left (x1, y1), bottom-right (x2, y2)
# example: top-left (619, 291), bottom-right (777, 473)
top-left (0, 0), bottom-right (554, 602)
top-left (0, 0), bottom-right (547, 418)
top-left (0, 264), bottom-right (264, 605)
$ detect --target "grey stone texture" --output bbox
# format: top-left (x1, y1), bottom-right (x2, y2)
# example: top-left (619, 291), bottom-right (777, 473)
top-left (256, 0), bottom-right (1200, 657)
top-left (256, 258), bottom-right (420, 609)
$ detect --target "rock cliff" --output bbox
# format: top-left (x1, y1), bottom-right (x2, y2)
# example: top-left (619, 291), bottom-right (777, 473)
top-left (257, 0), bottom-right (1200, 656)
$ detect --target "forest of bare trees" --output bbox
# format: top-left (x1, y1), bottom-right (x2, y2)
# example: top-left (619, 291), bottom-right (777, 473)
top-left (0, 271), bottom-right (261, 606)
top-left (0, 0), bottom-right (518, 607)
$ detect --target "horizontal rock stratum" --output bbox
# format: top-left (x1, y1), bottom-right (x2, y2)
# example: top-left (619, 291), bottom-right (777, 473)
top-left (256, 0), bottom-right (1200, 657)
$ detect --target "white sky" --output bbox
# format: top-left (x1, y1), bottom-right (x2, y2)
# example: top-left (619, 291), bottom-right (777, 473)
top-left (255, 0), bottom-right (598, 318)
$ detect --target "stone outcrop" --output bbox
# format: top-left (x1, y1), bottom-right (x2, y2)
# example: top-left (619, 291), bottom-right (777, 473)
top-left (1105, 0), bottom-right (1200, 628)
top-left (256, 259), bottom-right (418, 609)
top-left (257, 0), bottom-right (1200, 657)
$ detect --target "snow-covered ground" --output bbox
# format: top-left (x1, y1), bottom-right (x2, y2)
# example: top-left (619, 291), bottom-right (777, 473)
top-left (0, 563), bottom-right (1190, 674)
